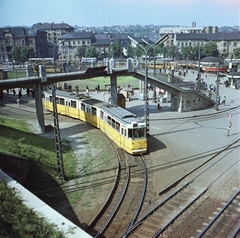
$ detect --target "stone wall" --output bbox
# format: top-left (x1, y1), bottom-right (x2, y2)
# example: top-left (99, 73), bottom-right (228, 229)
top-left (0, 152), bottom-right (29, 185)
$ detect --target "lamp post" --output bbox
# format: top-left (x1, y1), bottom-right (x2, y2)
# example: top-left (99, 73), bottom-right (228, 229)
top-left (128, 34), bottom-right (168, 136)
top-left (110, 39), bottom-right (114, 59)
top-left (53, 39), bottom-right (65, 73)
top-left (141, 38), bottom-right (157, 76)
top-left (188, 40), bottom-right (212, 91)
top-left (214, 57), bottom-right (222, 111)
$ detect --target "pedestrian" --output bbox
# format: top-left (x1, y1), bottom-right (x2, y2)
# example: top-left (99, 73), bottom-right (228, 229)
top-left (86, 86), bottom-right (89, 96)
top-left (34, 63), bottom-right (39, 76)
top-left (221, 96), bottom-right (226, 106)
top-left (16, 98), bottom-right (20, 107)
top-left (26, 88), bottom-right (30, 97)
top-left (97, 84), bottom-right (100, 92)
top-left (68, 61), bottom-right (71, 72)
top-left (18, 89), bottom-right (22, 98)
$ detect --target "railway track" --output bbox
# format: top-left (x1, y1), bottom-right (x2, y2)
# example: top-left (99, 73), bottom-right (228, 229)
top-left (87, 149), bottom-right (149, 238)
top-left (197, 189), bottom-right (240, 238)
top-left (2, 95), bottom-right (239, 237)
top-left (125, 138), bottom-right (239, 237)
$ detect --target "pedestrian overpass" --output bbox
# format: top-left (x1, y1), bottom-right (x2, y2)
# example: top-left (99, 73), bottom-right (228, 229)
top-left (0, 59), bottom-right (214, 132)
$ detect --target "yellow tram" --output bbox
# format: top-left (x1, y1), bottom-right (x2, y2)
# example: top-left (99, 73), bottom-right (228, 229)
top-left (44, 91), bottom-right (147, 155)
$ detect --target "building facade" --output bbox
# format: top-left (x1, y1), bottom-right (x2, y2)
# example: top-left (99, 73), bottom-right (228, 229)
top-left (0, 27), bottom-right (48, 63)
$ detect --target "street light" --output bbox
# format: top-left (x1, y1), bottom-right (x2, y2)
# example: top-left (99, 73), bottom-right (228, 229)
top-left (53, 39), bottom-right (65, 73)
top-left (110, 39), bottom-right (114, 58)
top-left (128, 34), bottom-right (168, 136)
top-left (141, 38), bottom-right (157, 76)
top-left (188, 40), bottom-right (212, 91)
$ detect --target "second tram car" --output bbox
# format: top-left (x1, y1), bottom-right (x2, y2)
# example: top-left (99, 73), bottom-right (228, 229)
top-left (44, 91), bottom-right (147, 155)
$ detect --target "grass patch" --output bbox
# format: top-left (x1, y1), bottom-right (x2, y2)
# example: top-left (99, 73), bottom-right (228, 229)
top-left (0, 115), bottom-right (117, 230)
top-left (57, 75), bottom-right (140, 91)
top-left (0, 180), bottom-right (64, 238)
top-left (7, 70), bottom-right (26, 79)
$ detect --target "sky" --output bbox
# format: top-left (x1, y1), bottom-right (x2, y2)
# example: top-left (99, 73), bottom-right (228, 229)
top-left (0, 0), bottom-right (240, 28)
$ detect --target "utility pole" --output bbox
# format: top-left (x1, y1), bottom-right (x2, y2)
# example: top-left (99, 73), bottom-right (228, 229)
top-left (52, 84), bottom-right (65, 180)
top-left (128, 34), bottom-right (168, 136)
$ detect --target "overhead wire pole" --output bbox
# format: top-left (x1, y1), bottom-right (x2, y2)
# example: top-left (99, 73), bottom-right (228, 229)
top-left (141, 38), bottom-right (157, 76)
top-left (128, 34), bottom-right (168, 137)
top-left (52, 84), bottom-right (65, 180)
top-left (214, 58), bottom-right (221, 111)
top-left (53, 39), bottom-right (65, 73)
top-left (188, 40), bottom-right (212, 92)
top-left (52, 39), bottom-right (65, 180)
top-left (41, 39), bottom-right (65, 180)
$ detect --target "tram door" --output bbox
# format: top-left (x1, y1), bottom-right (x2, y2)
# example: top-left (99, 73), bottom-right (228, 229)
top-left (65, 99), bottom-right (70, 116)
top-left (121, 126), bottom-right (126, 150)
top-left (86, 105), bottom-right (91, 123)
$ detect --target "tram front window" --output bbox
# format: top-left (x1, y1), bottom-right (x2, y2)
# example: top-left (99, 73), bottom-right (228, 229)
top-left (128, 128), bottom-right (145, 139)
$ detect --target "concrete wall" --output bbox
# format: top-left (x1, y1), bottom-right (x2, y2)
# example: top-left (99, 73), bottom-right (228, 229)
top-left (0, 152), bottom-right (29, 185)
top-left (178, 92), bottom-right (213, 112)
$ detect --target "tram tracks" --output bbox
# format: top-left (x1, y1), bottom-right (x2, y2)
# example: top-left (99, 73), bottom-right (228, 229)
top-left (87, 147), bottom-right (149, 238)
top-left (125, 138), bottom-right (239, 237)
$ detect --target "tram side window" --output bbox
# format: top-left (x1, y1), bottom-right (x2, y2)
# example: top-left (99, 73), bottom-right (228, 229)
top-left (71, 100), bottom-right (77, 108)
top-left (60, 98), bottom-right (65, 105)
top-left (49, 96), bottom-right (52, 102)
top-left (116, 122), bottom-right (120, 132)
top-left (112, 119), bottom-right (116, 129)
top-left (56, 97), bottom-right (59, 104)
top-left (121, 128), bottom-right (126, 136)
top-left (81, 103), bottom-right (85, 111)
top-left (107, 116), bottom-right (111, 126)
top-left (128, 129), bottom-right (133, 138)
top-left (92, 107), bottom-right (96, 116)
top-left (100, 111), bottom-right (104, 120)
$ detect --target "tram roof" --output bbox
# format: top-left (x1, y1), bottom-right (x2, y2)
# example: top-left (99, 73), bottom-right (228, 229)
top-left (46, 90), bottom-right (144, 125)
top-left (101, 105), bottom-right (144, 125)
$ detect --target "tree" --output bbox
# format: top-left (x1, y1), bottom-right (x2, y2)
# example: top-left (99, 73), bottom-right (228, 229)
top-left (233, 47), bottom-right (240, 59)
top-left (134, 46), bottom-right (144, 58)
top-left (201, 42), bottom-right (219, 58)
top-left (182, 46), bottom-right (192, 60)
top-left (85, 46), bottom-right (97, 57)
top-left (167, 45), bottom-right (178, 60)
top-left (12, 46), bottom-right (34, 63)
top-left (109, 42), bottom-right (121, 58)
top-left (75, 46), bottom-right (86, 59)
top-left (12, 47), bottom-right (21, 63)
top-left (21, 46), bottom-right (34, 62)
top-left (126, 45), bottom-right (134, 58)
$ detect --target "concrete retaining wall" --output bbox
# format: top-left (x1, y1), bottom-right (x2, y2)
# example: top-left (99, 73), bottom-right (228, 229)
top-left (0, 152), bottom-right (29, 185)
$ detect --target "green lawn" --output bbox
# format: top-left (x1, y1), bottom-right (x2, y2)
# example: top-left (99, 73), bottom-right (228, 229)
top-left (57, 75), bottom-right (140, 91)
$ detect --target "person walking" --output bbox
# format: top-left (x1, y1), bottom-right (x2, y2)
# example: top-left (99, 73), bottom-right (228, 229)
top-left (86, 86), bottom-right (89, 97)
top-left (221, 96), bottom-right (226, 106)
